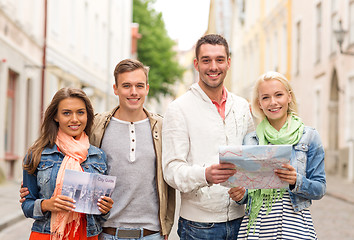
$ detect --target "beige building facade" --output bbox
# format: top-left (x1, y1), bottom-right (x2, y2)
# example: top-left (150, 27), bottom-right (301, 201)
top-left (291, 0), bottom-right (354, 181)
top-left (231, 0), bottom-right (291, 101)
top-left (229, 0), bottom-right (354, 181)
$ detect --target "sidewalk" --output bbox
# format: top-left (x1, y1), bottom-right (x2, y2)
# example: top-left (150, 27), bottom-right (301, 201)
top-left (0, 174), bottom-right (353, 234)
top-left (0, 180), bottom-right (25, 232)
top-left (325, 174), bottom-right (354, 205)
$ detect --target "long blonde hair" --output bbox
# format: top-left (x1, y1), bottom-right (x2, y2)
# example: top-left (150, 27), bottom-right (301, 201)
top-left (251, 71), bottom-right (298, 120)
top-left (23, 88), bottom-right (94, 174)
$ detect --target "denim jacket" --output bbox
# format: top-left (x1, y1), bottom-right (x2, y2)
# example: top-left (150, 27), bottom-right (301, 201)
top-left (22, 144), bottom-right (108, 237)
top-left (241, 126), bottom-right (326, 212)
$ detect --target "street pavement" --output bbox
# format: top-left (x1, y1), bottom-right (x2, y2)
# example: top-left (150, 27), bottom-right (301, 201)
top-left (310, 175), bottom-right (354, 240)
top-left (0, 174), bottom-right (353, 240)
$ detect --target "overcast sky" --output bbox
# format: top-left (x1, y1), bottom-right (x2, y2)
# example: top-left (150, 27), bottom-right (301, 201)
top-left (152, 0), bottom-right (211, 51)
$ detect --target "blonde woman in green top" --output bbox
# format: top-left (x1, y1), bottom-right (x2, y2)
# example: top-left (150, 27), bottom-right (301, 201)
top-left (229, 71), bottom-right (326, 239)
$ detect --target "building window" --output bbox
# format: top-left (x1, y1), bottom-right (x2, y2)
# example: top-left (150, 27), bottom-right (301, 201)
top-left (281, 24), bottom-right (288, 74)
top-left (349, 1), bottom-right (354, 45)
top-left (237, 0), bottom-right (246, 25)
top-left (5, 70), bottom-right (18, 159)
top-left (265, 38), bottom-right (270, 71)
top-left (84, 2), bottom-right (89, 58)
top-left (94, 14), bottom-right (99, 65)
top-left (330, 0), bottom-right (338, 54)
top-left (331, 14), bottom-right (339, 54)
top-left (315, 89), bottom-right (321, 131)
top-left (331, 0), bottom-right (338, 11)
top-left (69, 0), bottom-right (77, 48)
top-left (315, 2), bottom-right (322, 63)
top-left (50, 0), bottom-right (60, 36)
top-left (25, 78), bottom-right (33, 149)
top-left (349, 78), bottom-right (354, 137)
top-left (273, 31), bottom-right (278, 71)
top-left (296, 21), bottom-right (301, 75)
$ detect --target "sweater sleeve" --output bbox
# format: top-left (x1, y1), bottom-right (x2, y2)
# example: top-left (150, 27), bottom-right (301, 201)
top-left (162, 102), bottom-right (209, 193)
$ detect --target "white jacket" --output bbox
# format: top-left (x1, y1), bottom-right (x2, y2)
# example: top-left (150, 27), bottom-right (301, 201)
top-left (162, 83), bottom-right (255, 222)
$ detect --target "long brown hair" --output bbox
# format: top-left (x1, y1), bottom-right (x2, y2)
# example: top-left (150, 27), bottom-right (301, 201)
top-left (23, 88), bottom-right (94, 174)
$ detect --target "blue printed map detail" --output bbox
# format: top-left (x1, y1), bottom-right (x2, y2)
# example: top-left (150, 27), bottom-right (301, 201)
top-left (219, 145), bottom-right (292, 189)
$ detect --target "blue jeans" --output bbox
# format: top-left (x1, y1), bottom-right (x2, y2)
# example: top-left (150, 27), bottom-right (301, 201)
top-left (98, 231), bottom-right (164, 240)
top-left (177, 216), bottom-right (243, 240)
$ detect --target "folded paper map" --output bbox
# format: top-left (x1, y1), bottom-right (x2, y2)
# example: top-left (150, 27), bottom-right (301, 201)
top-left (219, 145), bottom-right (292, 189)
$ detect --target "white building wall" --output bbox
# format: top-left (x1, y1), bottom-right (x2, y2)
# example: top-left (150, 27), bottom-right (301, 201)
top-left (0, 0), bottom-right (132, 181)
top-left (0, 0), bottom-right (44, 180)
top-left (45, 0), bottom-right (132, 114)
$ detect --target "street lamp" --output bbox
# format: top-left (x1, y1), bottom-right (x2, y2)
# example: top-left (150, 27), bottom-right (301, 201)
top-left (334, 19), bottom-right (354, 55)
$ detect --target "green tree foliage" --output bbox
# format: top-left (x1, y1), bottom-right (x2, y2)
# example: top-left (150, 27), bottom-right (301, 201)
top-left (133, 0), bottom-right (184, 99)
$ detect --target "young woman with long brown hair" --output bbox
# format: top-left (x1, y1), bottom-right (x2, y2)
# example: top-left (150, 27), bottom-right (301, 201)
top-left (22, 88), bottom-right (113, 240)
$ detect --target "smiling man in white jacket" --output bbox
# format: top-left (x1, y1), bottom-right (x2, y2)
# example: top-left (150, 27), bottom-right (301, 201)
top-left (162, 34), bottom-right (254, 240)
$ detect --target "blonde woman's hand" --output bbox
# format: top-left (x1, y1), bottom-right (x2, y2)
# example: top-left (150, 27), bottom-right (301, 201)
top-left (275, 164), bottom-right (297, 185)
top-left (41, 195), bottom-right (76, 213)
top-left (228, 186), bottom-right (246, 202)
top-left (98, 196), bottom-right (114, 215)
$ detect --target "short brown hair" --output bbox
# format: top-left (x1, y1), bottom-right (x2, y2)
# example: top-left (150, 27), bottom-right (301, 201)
top-left (195, 34), bottom-right (230, 60)
top-left (113, 59), bottom-right (149, 85)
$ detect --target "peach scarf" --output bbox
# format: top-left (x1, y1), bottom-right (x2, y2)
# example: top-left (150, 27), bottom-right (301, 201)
top-left (50, 129), bottom-right (90, 240)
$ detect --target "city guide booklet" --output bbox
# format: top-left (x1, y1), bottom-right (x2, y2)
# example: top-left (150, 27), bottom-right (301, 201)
top-left (219, 145), bottom-right (292, 189)
top-left (61, 169), bottom-right (116, 215)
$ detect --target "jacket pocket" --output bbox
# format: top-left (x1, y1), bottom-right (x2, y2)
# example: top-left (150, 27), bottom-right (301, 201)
top-left (294, 144), bottom-right (308, 162)
top-left (294, 144), bottom-right (308, 175)
top-left (37, 160), bottom-right (55, 185)
top-left (82, 162), bottom-right (107, 174)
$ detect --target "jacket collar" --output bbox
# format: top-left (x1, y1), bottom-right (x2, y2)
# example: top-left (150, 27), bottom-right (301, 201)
top-left (190, 83), bottom-right (234, 116)
top-left (190, 83), bottom-right (214, 103)
top-left (106, 106), bottom-right (158, 129)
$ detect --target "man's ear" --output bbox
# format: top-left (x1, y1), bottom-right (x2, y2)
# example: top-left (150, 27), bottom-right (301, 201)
top-left (193, 58), bottom-right (199, 71)
top-left (113, 83), bottom-right (118, 96)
